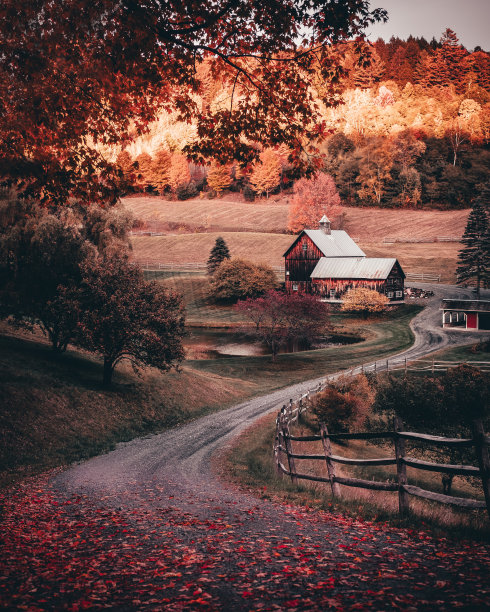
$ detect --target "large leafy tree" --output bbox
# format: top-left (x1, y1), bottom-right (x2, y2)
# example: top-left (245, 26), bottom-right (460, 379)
top-left (0, 0), bottom-right (386, 206)
top-left (287, 172), bottom-right (342, 233)
top-left (236, 290), bottom-right (330, 361)
top-left (457, 193), bottom-right (490, 297)
top-left (0, 204), bottom-right (95, 351)
top-left (78, 256), bottom-right (185, 386)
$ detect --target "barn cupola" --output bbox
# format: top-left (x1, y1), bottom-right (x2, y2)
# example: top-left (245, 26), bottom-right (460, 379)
top-left (319, 215), bottom-right (331, 235)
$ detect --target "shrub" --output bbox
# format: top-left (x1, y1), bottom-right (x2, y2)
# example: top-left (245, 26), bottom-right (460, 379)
top-left (209, 258), bottom-right (277, 303)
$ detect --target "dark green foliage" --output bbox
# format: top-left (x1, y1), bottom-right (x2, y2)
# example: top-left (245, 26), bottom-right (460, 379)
top-left (78, 256), bottom-right (185, 386)
top-left (177, 181), bottom-right (199, 200)
top-left (207, 236), bottom-right (231, 275)
top-left (0, 204), bottom-right (94, 351)
top-left (457, 192), bottom-right (490, 295)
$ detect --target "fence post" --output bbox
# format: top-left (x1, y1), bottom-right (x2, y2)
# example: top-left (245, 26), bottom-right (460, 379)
top-left (320, 424), bottom-right (341, 498)
top-left (274, 415), bottom-right (282, 476)
top-left (386, 359), bottom-right (389, 372)
top-left (282, 417), bottom-right (297, 485)
top-left (432, 357), bottom-right (434, 375)
top-left (394, 416), bottom-right (410, 516)
top-left (471, 419), bottom-right (490, 520)
top-left (404, 358), bottom-right (407, 373)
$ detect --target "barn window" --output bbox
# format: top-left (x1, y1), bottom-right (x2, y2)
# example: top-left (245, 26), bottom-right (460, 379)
top-left (302, 242), bottom-right (307, 252)
top-left (330, 289), bottom-right (336, 298)
top-left (387, 291), bottom-right (394, 298)
top-left (292, 283), bottom-right (299, 291)
top-left (395, 290), bottom-right (403, 298)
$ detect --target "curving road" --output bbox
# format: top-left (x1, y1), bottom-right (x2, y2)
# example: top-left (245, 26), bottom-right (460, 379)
top-left (50, 284), bottom-right (490, 609)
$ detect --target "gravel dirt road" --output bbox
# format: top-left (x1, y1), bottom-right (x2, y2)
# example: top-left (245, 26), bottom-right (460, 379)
top-left (3, 285), bottom-right (490, 610)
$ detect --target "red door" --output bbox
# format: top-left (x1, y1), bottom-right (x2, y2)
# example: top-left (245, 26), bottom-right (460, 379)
top-left (466, 313), bottom-right (478, 329)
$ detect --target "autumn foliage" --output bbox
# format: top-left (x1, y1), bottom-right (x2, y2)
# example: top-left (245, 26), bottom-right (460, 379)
top-left (288, 173), bottom-right (342, 233)
top-left (209, 259), bottom-right (277, 303)
top-left (341, 288), bottom-right (389, 317)
top-left (235, 291), bottom-right (330, 360)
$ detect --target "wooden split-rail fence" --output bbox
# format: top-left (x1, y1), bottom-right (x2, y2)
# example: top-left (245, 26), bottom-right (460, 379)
top-left (274, 384), bottom-right (490, 519)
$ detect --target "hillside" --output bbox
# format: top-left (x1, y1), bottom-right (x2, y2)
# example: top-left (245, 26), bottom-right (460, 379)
top-left (125, 196), bottom-right (467, 282)
top-left (125, 196), bottom-right (469, 240)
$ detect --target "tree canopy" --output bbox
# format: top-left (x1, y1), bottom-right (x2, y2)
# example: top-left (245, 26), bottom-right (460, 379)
top-left (0, 0), bottom-right (385, 206)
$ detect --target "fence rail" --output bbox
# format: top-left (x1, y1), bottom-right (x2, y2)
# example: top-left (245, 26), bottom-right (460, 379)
top-left (383, 236), bottom-right (461, 244)
top-left (273, 365), bottom-right (490, 518)
top-left (405, 272), bottom-right (441, 283)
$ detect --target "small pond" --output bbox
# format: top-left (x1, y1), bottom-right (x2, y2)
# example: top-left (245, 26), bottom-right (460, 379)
top-left (184, 328), bottom-right (363, 360)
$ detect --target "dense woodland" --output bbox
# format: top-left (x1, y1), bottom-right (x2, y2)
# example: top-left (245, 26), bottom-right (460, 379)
top-left (116, 29), bottom-right (490, 210)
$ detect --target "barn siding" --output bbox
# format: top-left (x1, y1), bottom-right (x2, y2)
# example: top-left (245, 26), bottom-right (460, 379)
top-left (285, 235), bottom-right (324, 283)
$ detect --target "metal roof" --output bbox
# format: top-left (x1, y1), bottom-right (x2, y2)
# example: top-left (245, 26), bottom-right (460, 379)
top-left (440, 299), bottom-right (490, 313)
top-left (311, 257), bottom-right (398, 280)
top-left (303, 229), bottom-right (366, 258)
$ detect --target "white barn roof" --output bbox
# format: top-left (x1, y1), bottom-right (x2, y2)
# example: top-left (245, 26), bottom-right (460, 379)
top-left (311, 257), bottom-right (398, 280)
top-left (303, 229), bottom-right (365, 258)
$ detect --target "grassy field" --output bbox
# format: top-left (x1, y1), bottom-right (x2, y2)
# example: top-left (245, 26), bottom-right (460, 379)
top-left (187, 305), bottom-right (421, 391)
top-left (124, 195), bottom-right (469, 241)
top-left (127, 197), bottom-right (466, 282)
top-left (132, 233), bottom-right (460, 282)
top-left (132, 232), bottom-right (292, 267)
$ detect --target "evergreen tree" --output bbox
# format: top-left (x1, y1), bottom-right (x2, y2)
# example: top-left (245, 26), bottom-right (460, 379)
top-left (457, 192), bottom-right (490, 296)
top-left (207, 237), bottom-right (231, 274)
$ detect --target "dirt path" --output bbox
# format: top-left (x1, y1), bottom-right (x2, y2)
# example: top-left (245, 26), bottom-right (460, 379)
top-left (2, 285), bottom-right (490, 610)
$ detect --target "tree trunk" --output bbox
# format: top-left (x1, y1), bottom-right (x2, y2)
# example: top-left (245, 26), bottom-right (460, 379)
top-left (103, 357), bottom-right (114, 386)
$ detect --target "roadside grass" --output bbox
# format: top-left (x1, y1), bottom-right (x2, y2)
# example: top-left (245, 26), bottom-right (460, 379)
top-left (0, 303), bottom-right (420, 488)
top-left (418, 340), bottom-right (490, 363)
top-left (0, 328), bottom-right (256, 488)
top-left (223, 410), bottom-right (490, 541)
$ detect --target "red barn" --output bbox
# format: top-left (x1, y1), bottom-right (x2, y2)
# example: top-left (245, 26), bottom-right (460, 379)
top-left (284, 216), bottom-right (405, 301)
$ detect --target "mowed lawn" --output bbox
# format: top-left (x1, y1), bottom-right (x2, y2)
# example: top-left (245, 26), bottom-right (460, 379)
top-left (126, 197), bottom-right (468, 282)
top-left (124, 195), bottom-right (469, 241)
top-left (132, 232), bottom-right (293, 267)
top-left (132, 232), bottom-right (460, 282)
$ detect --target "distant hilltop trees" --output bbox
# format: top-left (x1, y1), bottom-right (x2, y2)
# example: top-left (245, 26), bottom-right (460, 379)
top-left (116, 29), bottom-right (490, 211)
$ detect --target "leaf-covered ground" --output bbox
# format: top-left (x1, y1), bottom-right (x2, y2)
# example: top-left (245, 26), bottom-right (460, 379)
top-left (1, 472), bottom-right (489, 611)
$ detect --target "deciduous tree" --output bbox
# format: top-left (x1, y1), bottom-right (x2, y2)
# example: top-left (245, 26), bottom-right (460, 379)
top-left (0, 206), bottom-right (95, 352)
top-left (0, 0), bottom-right (385, 206)
top-left (206, 162), bottom-right (232, 196)
top-left (169, 154), bottom-right (191, 193)
top-left (287, 173), bottom-right (342, 233)
top-left (235, 291), bottom-right (330, 361)
top-left (151, 149), bottom-right (172, 194)
top-left (78, 256), bottom-right (185, 386)
top-left (341, 288), bottom-right (389, 317)
top-left (135, 153), bottom-right (154, 191)
top-left (249, 149), bottom-right (281, 198)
